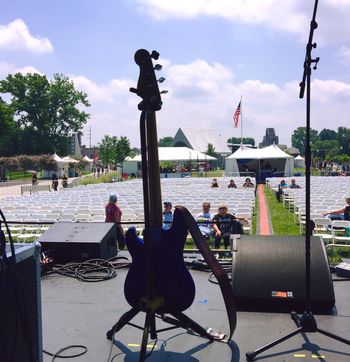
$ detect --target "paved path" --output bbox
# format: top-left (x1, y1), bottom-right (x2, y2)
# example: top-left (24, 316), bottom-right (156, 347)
top-left (256, 184), bottom-right (273, 235)
top-left (0, 178), bottom-right (80, 200)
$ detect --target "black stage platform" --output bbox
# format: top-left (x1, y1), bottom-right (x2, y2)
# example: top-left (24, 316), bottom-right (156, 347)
top-left (41, 253), bottom-right (350, 361)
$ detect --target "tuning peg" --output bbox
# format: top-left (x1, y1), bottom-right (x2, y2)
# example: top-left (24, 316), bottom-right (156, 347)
top-left (151, 50), bottom-right (159, 60)
top-left (130, 87), bottom-right (138, 94)
top-left (158, 77), bottom-right (165, 83)
top-left (154, 64), bottom-right (162, 71)
top-left (160, 90), bottom-right (169, 94)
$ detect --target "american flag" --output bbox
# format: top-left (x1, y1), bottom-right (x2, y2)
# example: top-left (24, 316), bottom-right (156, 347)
top-left (233, 101), bottom-right (241, 128)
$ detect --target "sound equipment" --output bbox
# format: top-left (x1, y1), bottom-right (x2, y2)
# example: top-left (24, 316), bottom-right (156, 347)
top-left (37, 222), bottom-right (117, 263)
top-left (335, 262), bottom-right (350, 278)
top-left (0, 243), bottom-right (43, 362)
top-left (231, 235), bottom-right (335, 314)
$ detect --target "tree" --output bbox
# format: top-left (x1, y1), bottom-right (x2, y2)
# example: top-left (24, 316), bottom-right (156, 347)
top-left (206, 143), bottom-right (216, 157)
top-left (114, 136), bottom-right (132, 170)
top-left (158, 136), bottom-right (173, 147)
top-left (0, 99), bottom-right (20, 156)
top-left (227, 137), bottom-right (255, 147)
top-left (318, 128), bottom-right (337, 141)
top-left (291, 127), bottom-right (318, 156)
top-left (98, 135), bottom-right (132, 171)
top-left (337, 127), bottom-right (350, 155)
top-left (0, 72), bottom-right (90, 155)
top-left (98, 135), bottom-right (115, 167)
top-left (312, 139), bottom-right (338, 159)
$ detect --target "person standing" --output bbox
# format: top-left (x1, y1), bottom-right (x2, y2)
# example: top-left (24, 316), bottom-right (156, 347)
top-left (51, 172), bottom-right (59, 191)
top-left (105, 193), bottom-right (125, 250)
top-left (62, 173), bottom-right (68, 188)
top-left (32, 172), bottom-right (38, 185)
top-left (162, 201), bottom-right (173, 230)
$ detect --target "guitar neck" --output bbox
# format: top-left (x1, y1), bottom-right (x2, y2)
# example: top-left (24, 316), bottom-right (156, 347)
top-left (144, 110), bottom-right (162, 228)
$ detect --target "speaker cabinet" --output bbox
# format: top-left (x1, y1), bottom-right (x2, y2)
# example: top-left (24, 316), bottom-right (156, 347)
top-left (0, 243), bottom-right (43, 362)
top-left (231, 236), bottom-right (335, 313)
top-left (37, 222), bottom-right (117, 263)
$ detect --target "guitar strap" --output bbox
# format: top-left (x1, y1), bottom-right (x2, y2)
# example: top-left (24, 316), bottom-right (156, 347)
top-left (175, 205), bottom-right (237, 341)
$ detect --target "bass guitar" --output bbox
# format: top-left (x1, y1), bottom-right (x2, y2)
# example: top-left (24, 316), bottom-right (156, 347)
top-left (124, 49), bottom-right (195, 313)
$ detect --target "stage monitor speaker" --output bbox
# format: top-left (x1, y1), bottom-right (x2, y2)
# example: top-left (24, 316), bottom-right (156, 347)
top-left (37, 222), bottom-right (117, 263)
top-left (231, 235), bottom-right (335, 314)
top-left (0, 243), bottom-right (43, 362)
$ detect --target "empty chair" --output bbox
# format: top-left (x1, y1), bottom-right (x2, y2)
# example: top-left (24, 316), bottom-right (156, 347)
top-left (331, 220), bottom-right (350, 244)
top-left (312, 218), bottom-right (333, 244)
top-left (75, 213), bottom-right (91, 222)
top-left (91, 214), bottom-right (105, 222)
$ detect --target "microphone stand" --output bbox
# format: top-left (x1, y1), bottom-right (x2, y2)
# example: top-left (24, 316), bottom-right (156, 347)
top-left (246, 1), bottom-right (350, 360)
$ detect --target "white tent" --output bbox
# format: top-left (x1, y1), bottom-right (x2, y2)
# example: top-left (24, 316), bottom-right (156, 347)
top-left (294, 155), bottom-right (305, 168)
top-left (225, 144), bottom-right (294, 182)
top-left (123, 147), bottom-right (216, 175)
top-left (62, 156), bottom-right (79, 163)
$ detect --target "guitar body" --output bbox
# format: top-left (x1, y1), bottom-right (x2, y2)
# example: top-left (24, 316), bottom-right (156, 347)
top-left (124, 207), bottom-right (195, 313)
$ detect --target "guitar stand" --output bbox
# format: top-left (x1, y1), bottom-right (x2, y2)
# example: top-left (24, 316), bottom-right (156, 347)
top-left (106, 304), bottom-right (220, 361)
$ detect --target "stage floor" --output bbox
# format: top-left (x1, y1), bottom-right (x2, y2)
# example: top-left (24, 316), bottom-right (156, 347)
top-left (41, 256), bottom-right (350, 362)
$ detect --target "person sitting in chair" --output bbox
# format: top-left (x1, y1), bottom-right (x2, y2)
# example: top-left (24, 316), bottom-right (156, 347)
top-left (195, 202), bottom-right (214, 238)
top-left (323, 197), bottom-right (350, 221)
top-left (212, 203), bottom-right (243, 249)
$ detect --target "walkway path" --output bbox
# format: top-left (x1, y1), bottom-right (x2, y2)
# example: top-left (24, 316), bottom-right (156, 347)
top-left (256, 184), bottom-right (273, 235)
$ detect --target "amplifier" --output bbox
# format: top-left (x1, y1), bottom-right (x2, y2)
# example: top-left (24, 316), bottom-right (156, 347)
top-left (0, 242), bottom-right (43, 362)
top-left (37, 222), bottom-right (117, 263)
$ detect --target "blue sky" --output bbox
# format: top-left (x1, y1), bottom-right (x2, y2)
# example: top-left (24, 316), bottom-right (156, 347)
top-left (1, 0), bottom-right (350, 149)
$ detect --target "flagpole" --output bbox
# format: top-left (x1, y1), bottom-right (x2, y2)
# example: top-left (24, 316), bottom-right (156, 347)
top-left (240, 96), bottom-right (243, 144)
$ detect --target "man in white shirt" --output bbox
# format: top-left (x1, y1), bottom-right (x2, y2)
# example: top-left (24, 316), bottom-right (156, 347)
top-left (195, 202), bottom-right (214, 238)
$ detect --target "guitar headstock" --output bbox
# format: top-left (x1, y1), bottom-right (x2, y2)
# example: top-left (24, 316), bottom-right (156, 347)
top-left (130, 49), bottom-right (164, 111)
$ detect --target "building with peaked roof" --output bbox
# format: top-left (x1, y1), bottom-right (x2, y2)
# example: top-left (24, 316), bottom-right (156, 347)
top-left (172, 127), bottom-right (231, 168)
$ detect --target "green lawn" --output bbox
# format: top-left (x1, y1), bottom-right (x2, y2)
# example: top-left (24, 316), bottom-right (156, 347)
top-left (263, 185), bottom-right (300, 236)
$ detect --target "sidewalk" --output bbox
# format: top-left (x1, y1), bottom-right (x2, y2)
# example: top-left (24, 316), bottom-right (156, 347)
top-left (0, 177), bottom-right (80, 200)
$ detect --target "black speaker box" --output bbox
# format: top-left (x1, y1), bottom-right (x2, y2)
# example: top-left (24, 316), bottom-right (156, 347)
top-left (231, 235), bottom-right (335, 314)
top-left (37, 222), bottom-right (117, 263)
top-left (0, 243), bottom-right (42, 362)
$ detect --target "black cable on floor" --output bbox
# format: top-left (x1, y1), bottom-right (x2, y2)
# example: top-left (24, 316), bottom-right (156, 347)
top-left (43, 345), bottom-right (88, 361)
top-left (41, 256), bottom-right (130, 282)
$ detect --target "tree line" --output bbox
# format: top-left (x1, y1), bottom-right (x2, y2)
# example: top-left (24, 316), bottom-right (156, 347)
top-left (0, 72), bottom-right (89, 156)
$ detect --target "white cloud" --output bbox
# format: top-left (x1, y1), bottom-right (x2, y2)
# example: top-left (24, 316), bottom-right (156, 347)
top-left (136, 0), bottom-right (350, 45)
top-left (79, 58), bottom-right (350, 149)
top-left (136, 0), bottom-right (308, 36)
top-left (0, 19), bottom-right (53, 53)
top-left (0, 61), bottom-right (42, 78)
top-left (2, 59), bottom-right (349, 148)
top-left (337, 46), bottom-right (350, 66)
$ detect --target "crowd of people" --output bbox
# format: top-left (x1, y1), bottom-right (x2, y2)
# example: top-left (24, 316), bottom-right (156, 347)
top-left (103, 177), bottom-right (254, 251)
top-left (211, 177), bottom-right (255, 189)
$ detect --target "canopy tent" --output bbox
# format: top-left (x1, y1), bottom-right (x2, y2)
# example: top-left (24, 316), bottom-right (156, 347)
top-left (123, 147), bottom-right (216, 175)
top-left (62, 156), bottom-right (79, 163)
top-left (294, 155), bottom-right (305, 168)
top-left (83, 155), bottom-right (93, 162)
top-left (225, 144), bottom-right (294, 182)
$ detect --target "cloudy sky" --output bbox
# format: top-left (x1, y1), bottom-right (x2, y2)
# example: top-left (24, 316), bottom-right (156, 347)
top-left (1, 0), bottom-right (350, 148)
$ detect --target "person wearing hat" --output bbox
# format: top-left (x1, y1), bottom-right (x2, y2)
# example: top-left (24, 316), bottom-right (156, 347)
top-left (162, 201), bottom-right (173, 230)
top-left (212, 203), bottom-right (241, 249)
top-left (323, 197), bottom-right (350, 221)
top-left (105, 193), bottom-right (125, 249)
